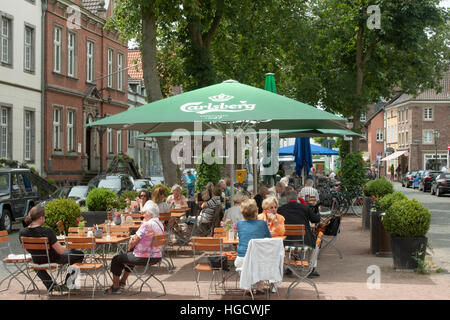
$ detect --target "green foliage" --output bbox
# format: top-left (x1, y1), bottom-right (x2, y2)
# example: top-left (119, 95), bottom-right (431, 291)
top-left (195, 153), bottom-right (223, 192)
top-left (47, 178), bottom-right (55, 185)
top-left (383, 199), bottom-right (431, 238)
top-left (378, 191), bottom-right (408, 212)
top-left (364, 177), bottom-right (394, 198)
top-left (85, 188), bottom-right (119, 211)
top-left (118, 190), bottom-right (139, 210)
top-left (151, 184), bottom-right (172, 196)
top-left (340, 152), bottom-right (366, 190)
top-left (44, 199), bottom-right (81, 234)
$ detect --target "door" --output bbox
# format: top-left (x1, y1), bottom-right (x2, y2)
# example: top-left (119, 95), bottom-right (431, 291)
top-left (86, 127), bottom-right (91, 171)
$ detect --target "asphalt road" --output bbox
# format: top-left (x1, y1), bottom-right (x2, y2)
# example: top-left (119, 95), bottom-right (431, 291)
top-left (393, 181), bottom-right (450, 270)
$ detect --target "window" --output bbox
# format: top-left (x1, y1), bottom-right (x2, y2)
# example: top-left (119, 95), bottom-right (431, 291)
top-left (53, 108), bottom-right (61, 150)
top-left (1, 17), bottom-right (12, 64)
top-left (24, 26), bottom-right (34, 72)
top-left (24, 110), bottom-right (34, 161)
top-left (0, 107), bottom-right (10, 159)
top-left (53, 26), bottom-right (61, 73)
top-left (128, 130), bottom-right (136, 146)
top-left (107, 128), bottom-right (113, 154)
top-left (67, 110), bottom-right (75, 152)
top-left (376, 129), bottom-right (383, 142)
top-left (117, 130), bottom-right (122, 153)
top-left (86, 40), bottom-right (94, 82)
top-left (67, 32), bottom-right (75, 77)
top-left (423, 129), bottom-right (433, 144)
top-left (107, 49), bottom-right (113, 88)
top-left (117, 53), bottom-right (123, 90)
top-left (405, 131), bottom-right (409, 145)
top-left (424, 107), bottom-right (433, 120)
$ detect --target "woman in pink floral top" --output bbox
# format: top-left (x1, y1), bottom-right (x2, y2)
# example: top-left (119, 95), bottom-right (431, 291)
top-left (105, 201), bottom-right (165, 294)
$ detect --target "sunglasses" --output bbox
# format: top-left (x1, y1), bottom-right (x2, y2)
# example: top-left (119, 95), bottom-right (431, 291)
top-left (139, 194), bottom-right (147, 198)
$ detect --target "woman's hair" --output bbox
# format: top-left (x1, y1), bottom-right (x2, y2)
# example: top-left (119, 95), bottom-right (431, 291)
top-left (232, 191), bottom-right (249, 205)
top-left (139, 190), bottom-right (150, 201)
top-left (225, 176), bottom-right (231, 186)
top-left (262, 196), bottom-right (278, 211)
top-left (143, 200), bottom-right (160, 218)
top-left (213, 184), bottom-right (222, 196)
top-left (240, 199), bottom-right (258, 220)
top-left (171, 184), bottom-right (182, 193)
top-left (152, 187), bottom-right (166, 204)
top-left (24, 204), bottom-right (45, 226)
top-left (201, 182), bottom-right (214, 201)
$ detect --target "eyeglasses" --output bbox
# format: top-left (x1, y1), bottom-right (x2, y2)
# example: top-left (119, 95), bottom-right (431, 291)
top-left (139, 195), bottom-right (146, 198)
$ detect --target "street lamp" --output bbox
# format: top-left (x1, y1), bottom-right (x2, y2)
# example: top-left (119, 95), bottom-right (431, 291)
top-left (94, 112), bottom-right (107, 174)
top-left (433, 129), bottom-right (440, 170)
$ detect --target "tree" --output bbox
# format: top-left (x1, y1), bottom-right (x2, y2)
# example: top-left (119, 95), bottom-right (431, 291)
top-left (287, 0), bottom-right (450, 152)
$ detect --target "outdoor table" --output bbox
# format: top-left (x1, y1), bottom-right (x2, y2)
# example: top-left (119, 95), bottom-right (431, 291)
top-left (97, 222), bottom-right (141, 233)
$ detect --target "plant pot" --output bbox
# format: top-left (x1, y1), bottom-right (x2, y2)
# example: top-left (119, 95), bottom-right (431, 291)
top-left (390, 237), bottom-right (427, 270)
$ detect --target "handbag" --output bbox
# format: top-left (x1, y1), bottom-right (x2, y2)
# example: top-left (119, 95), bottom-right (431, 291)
top-left (324, 216), bottom-right (341, 236)
top-left (207, 255), bottom-right (229, 271)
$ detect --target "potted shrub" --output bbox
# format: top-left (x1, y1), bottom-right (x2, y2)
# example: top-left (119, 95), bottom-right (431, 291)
top-left (84, 188), bottom-right (119, 226)
top-left (44, 198), bottom-right (81, 234)
top-left (382, 199), bottom-right (431, 270)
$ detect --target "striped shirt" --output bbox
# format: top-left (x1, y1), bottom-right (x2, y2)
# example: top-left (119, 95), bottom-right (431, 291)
top-left (299, 186), bottom-right (320, 202)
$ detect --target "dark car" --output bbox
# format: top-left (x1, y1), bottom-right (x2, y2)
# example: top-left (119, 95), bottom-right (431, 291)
top-left (430, 173), bottom-right (450, 197)
top-left (402, 171), bottom-right (418, 188)
top-left (0, 168), bottom-right (56, 232)
top-left (88, 174), bottom-right (134, 195)
top-left (42, 185), bottom-right (92, 207)
top-left (418, 170), bottom-right (441, 192)
top-left (133, 179), bottom-right (153, 192)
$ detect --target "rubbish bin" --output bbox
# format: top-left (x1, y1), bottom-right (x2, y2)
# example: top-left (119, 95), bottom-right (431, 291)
top-left (362, 196), bottom-right (371, 230)
top-left (370, 211), bottom-right (392, 257)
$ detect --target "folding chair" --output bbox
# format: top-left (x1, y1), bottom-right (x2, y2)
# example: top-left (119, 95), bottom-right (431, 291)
top-left (284, 232), bottom-right (323, 299)
top-left (125, 234), bottom-right (169, 297)
top-left (237, 238), bottom-right (284, 300)
top-left (284, 224), bottom-right (305, 247)
top-left (191, 237), bottom-right (226, 299)
top-left (318, 214), bottom-right (343, 259)
top-left (20, 237), bottom-right (65, 299)
top-left (0, 231), bottom-right (32, 293)
top-left (213, 227), bottom-right (227, 239)
top-left (65, 236), bottom-right (105, 298)
top-left (68, 227), bottom-right (80, 235)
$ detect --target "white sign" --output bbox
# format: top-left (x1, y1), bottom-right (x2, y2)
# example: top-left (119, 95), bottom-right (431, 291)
top-left (343, 135), bottom-right (352, 141)
top-left (78, 143), bottom-right (82, 153)
top-left (180, 93), bottom-right (255, 115)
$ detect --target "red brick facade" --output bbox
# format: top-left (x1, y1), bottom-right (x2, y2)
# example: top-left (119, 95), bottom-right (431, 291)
top-left (44, 0), bottom-right (128, 185)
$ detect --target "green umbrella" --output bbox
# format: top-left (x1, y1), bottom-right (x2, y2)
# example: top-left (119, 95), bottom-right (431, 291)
top-left (86, 80), bottom-right (346, 133)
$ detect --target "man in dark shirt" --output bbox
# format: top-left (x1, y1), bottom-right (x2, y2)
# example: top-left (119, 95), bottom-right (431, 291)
top-left (20, 205), bottom-right (84, 292)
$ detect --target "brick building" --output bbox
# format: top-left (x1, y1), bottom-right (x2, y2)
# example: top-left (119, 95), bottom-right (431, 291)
top-left (364, 104), bottom-right (385, 176)
top-left (382, 72), bottom-right (450, 174)
top-left (44, 0), bottom-right (128, 185)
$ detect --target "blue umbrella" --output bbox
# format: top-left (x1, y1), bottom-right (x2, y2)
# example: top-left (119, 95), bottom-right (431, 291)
top-left (293, 137), bottom-right (313, 177)
top-left (279, 143), bottom-right (339, 156)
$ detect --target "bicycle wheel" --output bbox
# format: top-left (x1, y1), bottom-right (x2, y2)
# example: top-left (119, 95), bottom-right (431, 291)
top-left (349, 196), bottom-right (364, 217)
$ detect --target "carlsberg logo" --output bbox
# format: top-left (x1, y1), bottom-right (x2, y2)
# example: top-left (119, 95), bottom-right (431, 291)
top-left (180, 93), bottom-right (255, 114)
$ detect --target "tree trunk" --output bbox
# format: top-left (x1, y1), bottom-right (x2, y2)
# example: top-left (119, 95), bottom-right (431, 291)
top-left (353, 25), bottom-right (364, 153)
top-left (141, 5), bottom-right (177, 186)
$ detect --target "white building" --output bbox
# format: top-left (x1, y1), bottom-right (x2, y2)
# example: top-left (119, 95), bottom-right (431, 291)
top-left (0, 0), bottom-right (42, 172)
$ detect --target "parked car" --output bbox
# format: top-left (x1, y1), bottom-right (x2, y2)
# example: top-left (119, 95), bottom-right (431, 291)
top-left (41, 185), bottom-right (92, 207)
top-left (430, 173), bottom-right (450, 197)
top-left (148, 176), bottom-right (165, 186)
top-left (412, 170), bottom-right (426, 189)
top-left (0, 168), bottom-right (56, 232)
top-left (88, 174), bottom-right (134, 195)
top-left (401, 171), bottom-right (418, 188)
top-left (418, 170), bottom-right (441, 192)
top-left (133, 179), bottom-right (153, 192)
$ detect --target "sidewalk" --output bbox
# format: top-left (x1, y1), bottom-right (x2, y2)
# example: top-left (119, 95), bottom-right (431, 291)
top-left (0, 216), bottom-right (449, 300)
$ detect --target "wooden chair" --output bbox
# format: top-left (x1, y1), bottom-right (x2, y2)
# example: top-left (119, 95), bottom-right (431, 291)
top-left (284, 232), bottom-right (323, 299)
top-left (213, 227), bottom-right (227, 239)
top-left (0, 230), bottom-right (32, 294)
top-left (65, 236), bottom-right (105, 299)
top-left (68, 227), bottom-right (80, 235)
top-left (284, 224), bottom-right (306, 247)
top-left (191, 237), bottom-right (225, 298)
top-left (20, 237), bottom-right (65, 299)
top-left (125, 234), bottom-right (169, 297)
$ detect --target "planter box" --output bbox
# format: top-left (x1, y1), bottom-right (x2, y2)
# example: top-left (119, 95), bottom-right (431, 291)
top-left (391, 237), bottom-right (427, 270)
top-left (361, 197), bottom-right (372, 230)
top-left (81, 211), bottom-right (107, 227)
top-left (370, 211), bottom-right (391, 257)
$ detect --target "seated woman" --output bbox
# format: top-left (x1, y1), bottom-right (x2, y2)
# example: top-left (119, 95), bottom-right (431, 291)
top-left (258, 196), bottom-right (286, 237)
top-left (222, 191), bottom-right (248, 225)
top-left (235, 199), bottom-right (271, 295)
top-left (19, 205), bottom-right (84, 292)
top-left (196, 185), bottom-right (222, 235)
top-left (134, 190), bottom-right (151, 213)
top-left (152, 187), bottom-right (170, 215)
top-left (166, 184), bottom-right (188, 209)
top-left (105, 201), bottom-right (165, 294)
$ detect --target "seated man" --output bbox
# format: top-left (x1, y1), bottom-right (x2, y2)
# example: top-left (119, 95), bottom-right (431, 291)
top-left (299, 178), bottom-right (320, 205)
top-left (19, 205), bottom-right (84, 292)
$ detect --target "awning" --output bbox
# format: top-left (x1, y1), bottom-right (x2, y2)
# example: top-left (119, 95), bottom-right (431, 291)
top-left (381, 150), bottom-right (409, 161)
